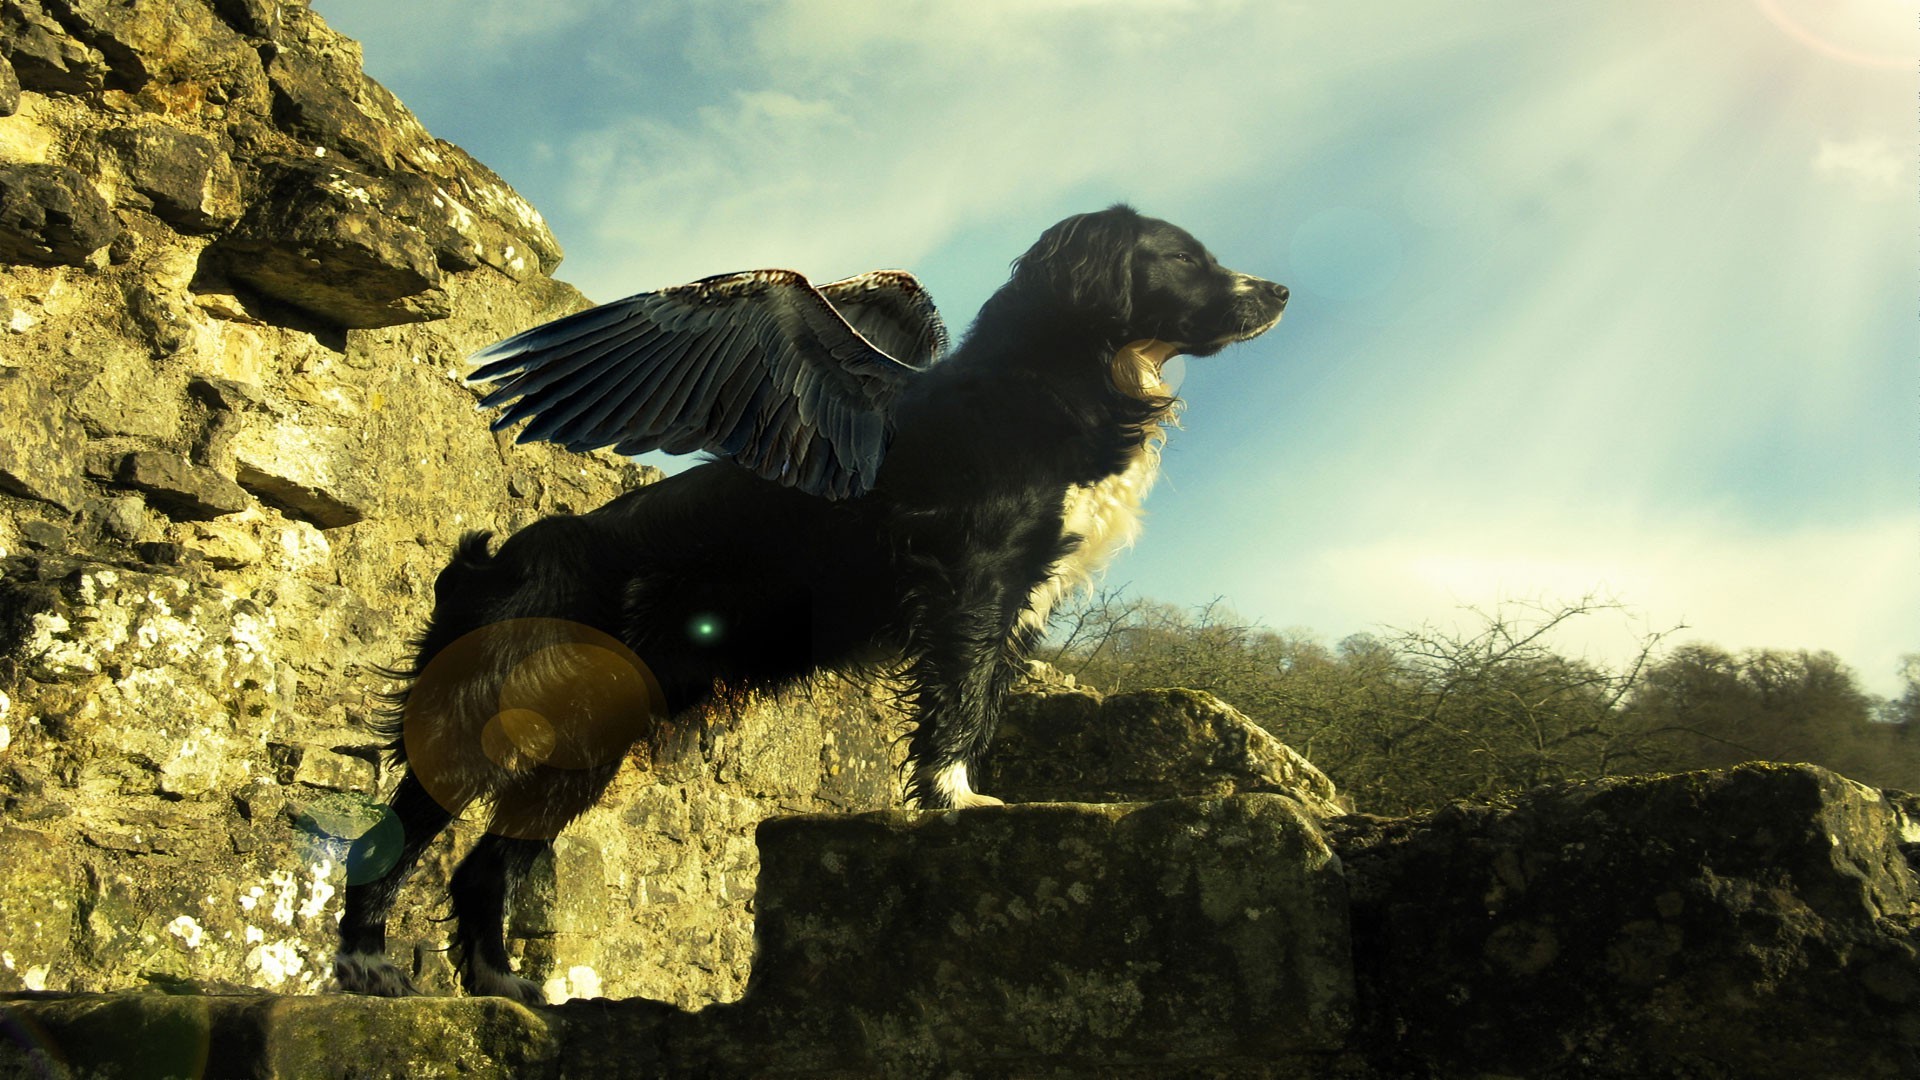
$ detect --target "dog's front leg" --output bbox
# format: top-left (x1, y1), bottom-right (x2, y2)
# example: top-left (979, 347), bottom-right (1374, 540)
top-left (898, 572), bottom-right (1030, 810)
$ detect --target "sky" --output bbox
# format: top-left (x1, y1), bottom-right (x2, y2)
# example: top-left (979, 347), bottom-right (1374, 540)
top-left (310, 0), bottom-right (1915, 698)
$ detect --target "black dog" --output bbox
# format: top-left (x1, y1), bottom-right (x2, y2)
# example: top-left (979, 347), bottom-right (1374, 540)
top-left (333, 205), bottom-right (1288, 1003)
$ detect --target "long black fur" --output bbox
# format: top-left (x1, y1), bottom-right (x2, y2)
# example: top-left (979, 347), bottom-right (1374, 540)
top-left (333, 205), bottom-right (1288, 1003)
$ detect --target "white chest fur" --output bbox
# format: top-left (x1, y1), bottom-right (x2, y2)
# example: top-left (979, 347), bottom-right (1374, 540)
top-left (1018, 434), bottom-right (1162, 638)
top-left (1017, 339), bottom-right (1178, 640)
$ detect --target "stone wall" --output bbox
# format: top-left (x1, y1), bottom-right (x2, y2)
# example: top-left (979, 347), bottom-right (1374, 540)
top-left (0, 0), bottom-right (905, 1008)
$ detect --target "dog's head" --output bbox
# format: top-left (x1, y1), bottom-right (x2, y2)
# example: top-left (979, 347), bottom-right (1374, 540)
top-left (1012, 204), bottom-right (1288, 357)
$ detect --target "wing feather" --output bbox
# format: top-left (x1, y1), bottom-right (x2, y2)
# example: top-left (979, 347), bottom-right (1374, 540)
top-left (621, 319), bottom-right (743, 445)
top-left (467, 270), bottom-right (934, 498)
top-left (477, 317), bottom-right (661, 417)
top-left (706, 354), bottom-right (772, 455)
top-left (650, 318), bottom-right (746, 443)
top-left (515, 331), bottom-right (669, 448)
top-left (818, 270), bottom-right (949, 368)
top-left (468, 299), bottom-right (639, 379)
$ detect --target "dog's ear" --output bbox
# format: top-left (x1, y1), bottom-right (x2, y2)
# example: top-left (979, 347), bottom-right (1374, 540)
top-left (1012, 205), bottom-right (1141, 326)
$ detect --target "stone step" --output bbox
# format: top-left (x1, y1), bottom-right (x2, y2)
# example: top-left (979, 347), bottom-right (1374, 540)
top-left (731, 795), bottom-right (1350, 1070)
top-left (3, 764), bottom-right (1917, 1079)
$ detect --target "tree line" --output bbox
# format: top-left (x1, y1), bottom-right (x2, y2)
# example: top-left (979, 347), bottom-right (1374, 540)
top-left (1040, 591), bottom-right (1920, 815)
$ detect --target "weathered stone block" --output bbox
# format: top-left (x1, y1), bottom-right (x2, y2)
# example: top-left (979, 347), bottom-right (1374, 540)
top-left (205, 158), bottom-right (449, 329)
top-left (983, 686), bottom-right (1345, 813)
top-left (70, 331), bottom-right (186, 439)
top-left (252, 4), bottom-right (562, 278)
top-left (738, 795), bottom-right (1353, 1071)
top-left (0, 367), bottom-right (83, 509)
top-left (290, 743), bottom-right (374, 793)
top-left (116, 450), bottom-right (250, 520)
top-left (0, 826), bottom-right (78, 992)
top-left (229, 412), bottom-right (370, 529)
top-left (0, 53), bottom-right (19, 117)
top-left (1337, 763), bottom-right (1920, 1079)
top-left (154, 724), bottom-right (251, 798)
top-left (32, 0), bottom-right (257, 96)
top-left (0, 162), bottom-right (118, 267)
top-left (95, 494), bottom-right (156, 541)
top-left (209, 0), bottom-right (279, 39)
top-left (510, 835), bottom-right (610, 945)
top-left (0, 91), bottom-right (56, 165)
top-left (0, 994), bottom-right (566, 1080)
top-left (184, 517), bottom-right (264, 568)
top-left (101, 123), bottom-right (242, 232)
top-left (391, 157), bottom-right (560, 281)
top-left (17, 517), bottom-right (66, 550)
top-left (260, 996), bottom-right (562, 1078)
top-left (263, 19), bottom-right (417, 171)
top-left (0, 0), bottom-right (107, 94)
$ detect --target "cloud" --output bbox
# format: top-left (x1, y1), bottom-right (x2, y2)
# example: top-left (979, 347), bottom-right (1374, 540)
top-left (737, 0), bottom-right (1254, 68)
top-left (320, 1), bottom-right (1627, 303)
top-left (1205, 506), bottom-right (1920, 698)
top-left (1812, 137), bottom-right (1907, 200)
top-left (313, 0), bottom-right (632, 74)
top-left (540, 1), bottom-right (1535, 300)
top-left (550, 7), bottom-right (1275, 291)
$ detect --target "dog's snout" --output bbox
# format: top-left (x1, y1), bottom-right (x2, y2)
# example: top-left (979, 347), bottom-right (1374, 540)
top-left (1235, 274), bottom-right (1288, 306)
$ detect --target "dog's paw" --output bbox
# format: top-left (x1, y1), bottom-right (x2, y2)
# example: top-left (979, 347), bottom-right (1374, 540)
top-left (920, 762), bottom-right (1006, 810)
top-left (333, 951), bottom-right (418, 997)
top-left (464, 963), bottom-right (550, 1007)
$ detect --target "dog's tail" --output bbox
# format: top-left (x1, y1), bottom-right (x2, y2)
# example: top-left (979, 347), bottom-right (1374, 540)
top-left (436, 531), bottom-right (498, 599)
top-left (366, 531), bottom-right (498, 754)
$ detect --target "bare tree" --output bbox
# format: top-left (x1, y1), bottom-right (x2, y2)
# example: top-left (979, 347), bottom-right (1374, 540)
top-left (1043, 590), bottom-right (1687, 813)
top-left (1040, 587), bottom-right (1912, 810)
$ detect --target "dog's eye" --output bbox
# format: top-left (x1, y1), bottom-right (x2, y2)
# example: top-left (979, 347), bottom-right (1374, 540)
top-left (1170, 252), bottom-right (1197, 265)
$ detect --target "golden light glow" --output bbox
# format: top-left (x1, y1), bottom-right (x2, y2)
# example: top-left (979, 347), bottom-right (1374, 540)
top-left (402, 618), bottom-right (668, 838)
top-left (480, 707), bottom-right (558, 769)
top-left (1751, 0), bottom-right (1912, 69)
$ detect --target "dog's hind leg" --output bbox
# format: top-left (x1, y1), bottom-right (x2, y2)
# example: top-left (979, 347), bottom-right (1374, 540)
top-left (334, 769), bottom-right (456, 996)
top-left (445, 761), bottom-right (623, 1005)
top-left (447, 830), bottom-right (552, 1006)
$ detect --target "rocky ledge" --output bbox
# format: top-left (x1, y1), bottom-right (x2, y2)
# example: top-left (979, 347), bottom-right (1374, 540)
top-left (4, 760), bottom-right (1916, 1079)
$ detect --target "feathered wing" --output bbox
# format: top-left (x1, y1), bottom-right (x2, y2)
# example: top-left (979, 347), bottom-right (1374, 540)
top-left (466, 269), bottom-right (946, 499)
top-left (818, 270), bottom-right (948, 369)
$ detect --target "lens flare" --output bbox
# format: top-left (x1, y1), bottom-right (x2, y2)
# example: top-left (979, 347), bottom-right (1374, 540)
top-left (686, 612), bottom-right (726, 645)
top-left (1750, 0), bottom-right (1911, 69)
top-left (1, 1007), bottom-right (65, 1077)
top-left (480, 707), bottom-right (558, 768)
top-left (402, 618), bottom-right (667, 839)
top-left (343, 808), bottom-right (405, 885)
top-left (294, 795), bottom-right (404, 886)
top-left (498, 642), bottom-right (657, 770)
